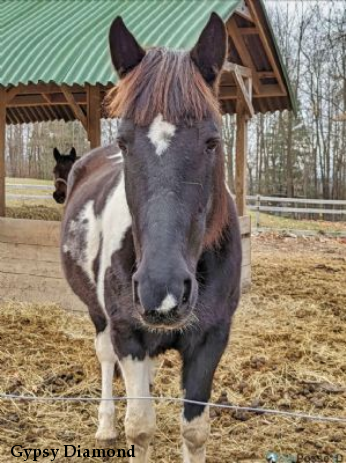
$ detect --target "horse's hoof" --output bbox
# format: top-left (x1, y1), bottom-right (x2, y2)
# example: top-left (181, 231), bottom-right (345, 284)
top-left (95, 428), bottom-right (117, 445)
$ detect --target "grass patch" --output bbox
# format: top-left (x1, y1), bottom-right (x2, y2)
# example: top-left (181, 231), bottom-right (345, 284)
top-left (251, 211), bottom-right (346, 234)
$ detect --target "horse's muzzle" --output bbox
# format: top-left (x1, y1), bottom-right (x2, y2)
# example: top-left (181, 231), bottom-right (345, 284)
top-left (132, 268), bottom-right (198, 329)
top-left (53, 191), bottom-right (66, 204)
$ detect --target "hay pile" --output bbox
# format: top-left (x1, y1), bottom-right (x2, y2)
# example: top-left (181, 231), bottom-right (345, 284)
top-left (0, 235), bottom-right (345, 462)
top-left (6, 205), bottom-right (62, 221)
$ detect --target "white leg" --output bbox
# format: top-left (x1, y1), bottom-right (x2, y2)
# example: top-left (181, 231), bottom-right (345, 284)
top-left (95, 325), bottom-right (117, 442)
top-left (120, 355), bottom-right (156, 463)
top-left (182, 407), bottom-right (210, 463)
top-left (148, 357), bottom-right (158, 386)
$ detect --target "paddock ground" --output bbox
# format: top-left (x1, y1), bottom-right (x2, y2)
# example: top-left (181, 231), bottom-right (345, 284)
top-left (0, 234), bottom-right (345, 462)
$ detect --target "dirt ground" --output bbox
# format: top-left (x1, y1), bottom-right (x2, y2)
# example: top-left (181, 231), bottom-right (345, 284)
top-left (0, 234), bottom-right (345, 462)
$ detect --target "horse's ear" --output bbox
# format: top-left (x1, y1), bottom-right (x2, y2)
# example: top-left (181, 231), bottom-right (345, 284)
top-left (53, 148), bottom-right (61, 162)
top-left (109, 16), bottom-right (145, 78)
top-left (190, 12), bottom-right (227, 87)
top-left (70, 147), bottom-right (77, 161)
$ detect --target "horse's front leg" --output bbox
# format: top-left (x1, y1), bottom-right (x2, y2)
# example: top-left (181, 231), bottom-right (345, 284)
top-left (119, 354), bottom-right (156, 463)
top-left (95, 324), bottom-right (118, 442)
top-left (181, 326), bottom-right (229, 463)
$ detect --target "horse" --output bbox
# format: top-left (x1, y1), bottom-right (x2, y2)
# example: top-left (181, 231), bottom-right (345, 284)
top-left (52, 147), bottom-right (78, 204)
top-left (61, 13), bottom-right (242, 463)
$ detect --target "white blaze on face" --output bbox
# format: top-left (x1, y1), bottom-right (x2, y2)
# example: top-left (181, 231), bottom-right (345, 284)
top-left (148, 113), bottom-right (176, 156)
top-left (156, 293), bottom-right (178, 313)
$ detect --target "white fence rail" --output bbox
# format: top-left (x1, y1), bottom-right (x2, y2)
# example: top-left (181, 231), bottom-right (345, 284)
top-left (6, 183), bottom-right (54, 201)
top-left (247, 194), bottom-right (346, 228)
top-left (6, 184), bottom-right (346, 225)
top-left (7, 184), bottom-right (53, 191)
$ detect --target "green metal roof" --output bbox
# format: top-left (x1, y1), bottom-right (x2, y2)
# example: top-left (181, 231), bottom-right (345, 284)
top-left (1, 0), bottom-right (241, 87)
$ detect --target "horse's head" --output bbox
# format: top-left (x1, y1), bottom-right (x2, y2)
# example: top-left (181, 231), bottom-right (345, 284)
top-left (52, 147), bottom-right (77, 204)
top-left (108, 14), bottom-right (229, 329)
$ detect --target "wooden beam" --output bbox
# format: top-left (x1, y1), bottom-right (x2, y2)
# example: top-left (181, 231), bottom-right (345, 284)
top-left (50, 93), bottom-right (86, 104)
top-left (10, 83), bottom-right (85, 95)
top-left (41, 93), bottom-right (52, 104)
top-left (87, 85), bottom-right (101, 149)
top-left (247, 0), bottom-right (287, 95)
top-left (61, 84), bottom-right (88, 131)
top-left (223, 61), bottom-right (252, 78)
top-left (258, 71), bottom-right (276, 79)
top-left (219, 83), bottom-right (284, 100)
top-left (227, 17), bottom-right (261, 95)
top-left (235, 1), bottom-right (253, 22)
top-left (5, 87), bottom-right (20, 104)
top-left (238, 27), bottom-right (259, 35)
top-left (7, 93), bottom-right (87, 107)
top-left (235, 101), bottom-right (248, 216)
top-left (0, 88), bottom-right (6, 216)
top-left (233, 68), bottom-right (254, 117)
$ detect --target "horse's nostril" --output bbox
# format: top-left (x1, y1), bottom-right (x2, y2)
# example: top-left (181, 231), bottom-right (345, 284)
top-left (182, 279), bottom-right (192, 305)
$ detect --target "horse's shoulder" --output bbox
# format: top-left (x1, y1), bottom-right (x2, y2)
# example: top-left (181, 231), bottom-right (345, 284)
top-left (67, 144), bottom-right (120, 195)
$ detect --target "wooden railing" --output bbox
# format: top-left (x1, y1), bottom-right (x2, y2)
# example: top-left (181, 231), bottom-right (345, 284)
top-left (6, 184), bottom-right (346, 227)
top-left (247, 195), bottom-right (346, 227)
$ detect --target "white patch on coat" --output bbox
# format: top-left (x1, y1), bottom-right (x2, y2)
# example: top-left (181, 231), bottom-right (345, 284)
top-left (97, 173), bottom-right (132, 318)
top-left (63, 200), bottom-right (101, 285)
top-left (120, 355), bottom-right (156, 460)
top-left (148, 113), bottom-right (176, 156)
top-left (95, 325), bottom-right (118, 441)
top-left (156, 293), bottom-right (177, 313)
top-left (82, 201), bottom-right (101, 283)
top-left (64, 172), bottom-right (131, 320)
top-left (182, 407), bottom-right (210, 463)
top-left (95, 324), bottom-right (117, 364)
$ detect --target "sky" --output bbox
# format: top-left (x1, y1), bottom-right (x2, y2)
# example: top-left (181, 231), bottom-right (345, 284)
top-left (265, 0), bottom-right (344, 11)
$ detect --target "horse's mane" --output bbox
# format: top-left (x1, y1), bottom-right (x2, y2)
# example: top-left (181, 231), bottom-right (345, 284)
top-left (107, 47), bottom-right (221, 126)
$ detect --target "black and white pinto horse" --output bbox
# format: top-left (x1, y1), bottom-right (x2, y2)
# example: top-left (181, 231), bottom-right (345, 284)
top-left (61, 13), bottom-right (242, 462)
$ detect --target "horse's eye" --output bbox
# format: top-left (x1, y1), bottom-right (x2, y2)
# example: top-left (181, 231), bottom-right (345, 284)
top-left (205, 138), bottom-right (219, 152)
top-left (117, 139), bottom-right (128, 155)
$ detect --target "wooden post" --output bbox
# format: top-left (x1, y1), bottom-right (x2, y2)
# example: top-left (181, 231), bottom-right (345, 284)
top-left (235, 101), bottom-right (248, 216)
top-left (0, 88), bottom-right (6, 217)
top-left (87, 84), bottom-right (101, 149)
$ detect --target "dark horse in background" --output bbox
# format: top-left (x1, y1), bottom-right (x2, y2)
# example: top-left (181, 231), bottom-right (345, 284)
top-left (61, 13), bottom-right (242, 463)
top-left (52, 147), bottom-right (78, 204)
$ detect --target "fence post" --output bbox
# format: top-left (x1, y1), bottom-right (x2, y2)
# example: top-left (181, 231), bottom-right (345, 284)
top-left (256, 194), bottom-right (260, 228)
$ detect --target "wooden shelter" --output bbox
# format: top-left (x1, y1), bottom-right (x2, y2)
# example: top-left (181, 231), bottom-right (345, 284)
top-left (0, 0), bottom-right (294, 307)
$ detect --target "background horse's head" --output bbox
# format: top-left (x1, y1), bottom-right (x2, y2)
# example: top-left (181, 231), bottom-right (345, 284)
top-left (108, 13), bottom-right (229, 329)
top-left (52, 147), bottom-right (77, 204)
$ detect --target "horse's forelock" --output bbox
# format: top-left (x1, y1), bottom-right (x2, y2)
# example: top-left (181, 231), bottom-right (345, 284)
top-left (106, 48), bottom-right (221, 126)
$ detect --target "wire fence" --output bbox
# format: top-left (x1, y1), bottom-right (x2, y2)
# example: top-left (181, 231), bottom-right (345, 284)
top-left (0, 393), bottom-right (345, 424)
top-left (3, 184), bottom-right (346, 428)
